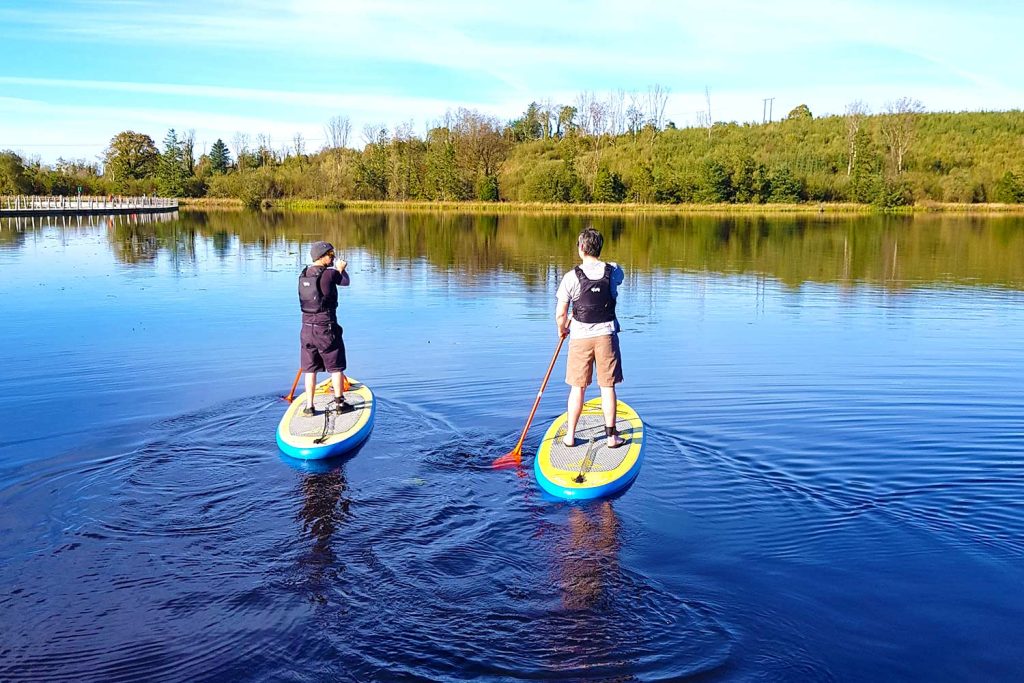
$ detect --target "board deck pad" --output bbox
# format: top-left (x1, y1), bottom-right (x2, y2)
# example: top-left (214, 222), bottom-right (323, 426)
top-left (287, 391), bottom-right (367, 438)
top-left (548, 412), bottom-right (633, 475)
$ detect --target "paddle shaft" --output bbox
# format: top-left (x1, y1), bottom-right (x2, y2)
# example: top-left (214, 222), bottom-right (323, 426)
top-left (284, 368), bottom-right (303, 402)
top-left (510, 334), bottom-right (567, 455)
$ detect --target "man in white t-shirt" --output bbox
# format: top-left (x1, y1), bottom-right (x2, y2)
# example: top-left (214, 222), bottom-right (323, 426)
top-left (555, 227), bottom-right (626, 448)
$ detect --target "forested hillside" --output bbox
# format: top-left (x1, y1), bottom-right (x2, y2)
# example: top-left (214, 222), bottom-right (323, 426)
top-left (3, 101), bottom-right (1024, 208)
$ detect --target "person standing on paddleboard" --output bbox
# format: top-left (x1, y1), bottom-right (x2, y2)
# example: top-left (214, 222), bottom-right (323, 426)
top-left (298, 241), bottom-right (351, 416)
top-left (555, 227), bottom-right (626, 449)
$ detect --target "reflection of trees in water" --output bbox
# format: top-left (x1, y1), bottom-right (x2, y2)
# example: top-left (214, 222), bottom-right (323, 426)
top-left (102, 214), bottom-right (197, 267)
top-left (296, 469), bottom-right (350, 602)
top-left (20, 209), bottom-right (1024, 289)
top-left (177, 210), bottom-right (1024, 290)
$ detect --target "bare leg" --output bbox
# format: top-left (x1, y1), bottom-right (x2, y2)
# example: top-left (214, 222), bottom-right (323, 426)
top-left (564, 386), bottom-right (584, 447)
top-left (304, 372), bottom-right (316, 410)
top-left (600, 385), bottom-right (624, 448)
top-left (331, 371), bottom-right (344, 400)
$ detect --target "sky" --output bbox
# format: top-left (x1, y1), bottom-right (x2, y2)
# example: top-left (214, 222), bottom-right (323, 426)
top-left (1, 0), bottom-right (1021, 164)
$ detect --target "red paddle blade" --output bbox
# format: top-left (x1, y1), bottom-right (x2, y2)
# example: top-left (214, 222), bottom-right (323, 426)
top-left (492, 449), bottom-right (522, 470)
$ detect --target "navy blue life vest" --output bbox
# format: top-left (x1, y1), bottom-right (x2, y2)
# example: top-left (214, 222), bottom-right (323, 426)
top-left (572, 264), bottom-right (616, 323)
top-left (298, 267), bottom-right (337, 315)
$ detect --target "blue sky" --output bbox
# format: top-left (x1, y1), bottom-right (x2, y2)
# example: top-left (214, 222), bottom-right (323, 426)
top-left (1, 0), bottom-right (1021, 163)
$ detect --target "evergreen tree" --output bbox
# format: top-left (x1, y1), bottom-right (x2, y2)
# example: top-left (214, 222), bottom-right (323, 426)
top-left (695, 159), bottom-right (733, 203)
top-left (768, 166), bottom-right (804, 203)
top-left (592, 166), bottom-right (625, 203)
top-left (157, 129), bottom-right (189, 197)
top-left (209, 139), bottom-right (230, 174)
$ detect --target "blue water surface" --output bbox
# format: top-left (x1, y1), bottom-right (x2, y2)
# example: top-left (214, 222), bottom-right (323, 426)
top-left (1, 211), bottom-right (1022, 681)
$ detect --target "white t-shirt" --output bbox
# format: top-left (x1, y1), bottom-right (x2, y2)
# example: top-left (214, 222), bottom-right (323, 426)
top-left (556, 260), bottom-right (624, 339)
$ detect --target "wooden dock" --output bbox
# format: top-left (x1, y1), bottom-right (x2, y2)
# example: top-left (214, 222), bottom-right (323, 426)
top-left (0, 195), bottom-right (178, 217)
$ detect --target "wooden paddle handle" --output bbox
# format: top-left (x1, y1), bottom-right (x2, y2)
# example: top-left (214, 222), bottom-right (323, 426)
top-left (511, 334), bottom-right (567, 454)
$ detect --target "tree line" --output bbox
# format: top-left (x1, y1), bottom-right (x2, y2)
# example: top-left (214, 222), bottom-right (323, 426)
top-left (2, 92), bottom-right (1024, 208)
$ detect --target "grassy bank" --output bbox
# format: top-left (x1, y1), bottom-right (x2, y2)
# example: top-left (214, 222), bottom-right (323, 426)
top-left (177, 197), bottom-right (1024, 215)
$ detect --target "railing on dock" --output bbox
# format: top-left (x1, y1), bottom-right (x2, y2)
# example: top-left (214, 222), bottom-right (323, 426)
top-left (0, 195), bottom-right (178, 214)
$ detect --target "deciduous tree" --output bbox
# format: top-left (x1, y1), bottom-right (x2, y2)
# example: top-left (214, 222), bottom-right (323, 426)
top-left (880, 97), bottom-right (925, 174)
top-left (104, 131), bottom-right (159, 190)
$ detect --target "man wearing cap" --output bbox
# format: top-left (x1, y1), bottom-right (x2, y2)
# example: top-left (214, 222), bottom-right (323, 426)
top-left (298, 241), bottom-right (350, 416)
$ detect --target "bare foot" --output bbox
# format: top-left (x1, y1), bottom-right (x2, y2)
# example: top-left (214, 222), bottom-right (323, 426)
top-left (562, 435), bottom-right (576, 447)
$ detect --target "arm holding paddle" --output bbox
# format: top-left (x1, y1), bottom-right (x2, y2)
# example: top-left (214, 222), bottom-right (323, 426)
top-left (556, 300), bottom-right (571, 339)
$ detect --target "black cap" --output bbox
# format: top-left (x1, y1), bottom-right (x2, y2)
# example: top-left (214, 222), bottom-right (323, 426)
top-left (310, 241), bottom-right (334, 261)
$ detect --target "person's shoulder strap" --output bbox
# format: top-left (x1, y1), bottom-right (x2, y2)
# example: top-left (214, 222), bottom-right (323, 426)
top-left (603, 263), bottom-right (614, 278)
top-left (574, 265), bottom-right (585, 280)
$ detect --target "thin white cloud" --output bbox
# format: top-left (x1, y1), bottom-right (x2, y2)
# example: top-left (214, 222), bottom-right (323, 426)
top-left (3, 0), bottom-right (1022, 162)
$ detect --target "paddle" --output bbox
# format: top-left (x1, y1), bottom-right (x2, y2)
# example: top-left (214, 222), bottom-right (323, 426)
top-left (283, 368), bottom-right (302, 403)
top-left (492, 331), bottom-right (568, 469)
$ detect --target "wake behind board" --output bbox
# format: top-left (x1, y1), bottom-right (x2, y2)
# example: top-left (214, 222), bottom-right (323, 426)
top-left (277, 377), bottom-right (375, 460)
top-left (534, 398), bottom-right (644, 500)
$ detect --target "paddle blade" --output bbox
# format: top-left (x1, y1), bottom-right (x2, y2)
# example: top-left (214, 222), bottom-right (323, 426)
top-left (491, 449), bottom-right (522, 470)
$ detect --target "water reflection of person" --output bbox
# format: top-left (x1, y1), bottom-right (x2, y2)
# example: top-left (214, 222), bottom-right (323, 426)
top-left (296, 466), bottom-right (350, 599)
top-left (549, 501), bottom-right (640, 680)
top-left (556, 500), bottom-right (622, 611)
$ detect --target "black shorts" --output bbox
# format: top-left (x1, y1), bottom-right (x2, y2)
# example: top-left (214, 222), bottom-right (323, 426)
top-left (300, 322), bottom-right (347, 373)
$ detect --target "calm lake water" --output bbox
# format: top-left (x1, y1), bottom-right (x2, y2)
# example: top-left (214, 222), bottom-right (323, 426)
top-left (1, 210), bottom-right (1023, 681)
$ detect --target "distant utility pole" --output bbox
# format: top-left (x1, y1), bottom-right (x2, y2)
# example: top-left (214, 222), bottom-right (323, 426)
top-left (762, 97), bottom-right (775, 124)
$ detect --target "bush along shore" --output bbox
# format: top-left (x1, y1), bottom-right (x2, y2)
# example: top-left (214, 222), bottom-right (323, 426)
top-left (5, 100), bottom-right (1024, 210)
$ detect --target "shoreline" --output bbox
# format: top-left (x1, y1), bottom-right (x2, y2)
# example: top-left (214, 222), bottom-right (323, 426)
top-left (177, 198), bottom-right (1024, 215)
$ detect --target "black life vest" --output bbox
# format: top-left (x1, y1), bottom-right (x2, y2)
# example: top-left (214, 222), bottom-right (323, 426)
top-left (572, 264), bottom-right (616, 323)
top-left (298, 266), bottom-right (336, 314)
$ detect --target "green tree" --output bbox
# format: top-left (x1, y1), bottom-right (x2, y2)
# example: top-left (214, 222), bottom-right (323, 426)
top-left (424, 126), bottom-right (465, 200)
top-left (732, 157), bottom-right (758, 203)
top-left (508, 102), bottom-right (544, 142)
top-left (524, 160), bottom-right (581, 202)
top-left (994, 170), bottom-right (1024, 203)
top-left (355, 127), bottom-right (390, 199)
top-left (787, 104), bottom-right (813, 121)
top-left (476, 174), bottom-right (499, 201)
top-left (768, 166), bottom-right (804, 202)
top-left (592, 166), bottom-right (625, 203)
top-left (627, 162), bottom-right (656, 203)
top-left (695, 159), bottom-right (733, 203)
top-left (104, 131), bottom-right (159, 191)
top-left (0, 151), bottom-right (32, 194)
top-left (157, 129), bottom-right (189, 197)
top-left (556, 105), bottom-right (578, 138)
top-left (209, 139), bottom-right (230, 175)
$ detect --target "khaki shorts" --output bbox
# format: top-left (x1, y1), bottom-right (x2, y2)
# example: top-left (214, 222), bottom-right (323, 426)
top-left (566, 334), bottom-right (623, 387)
